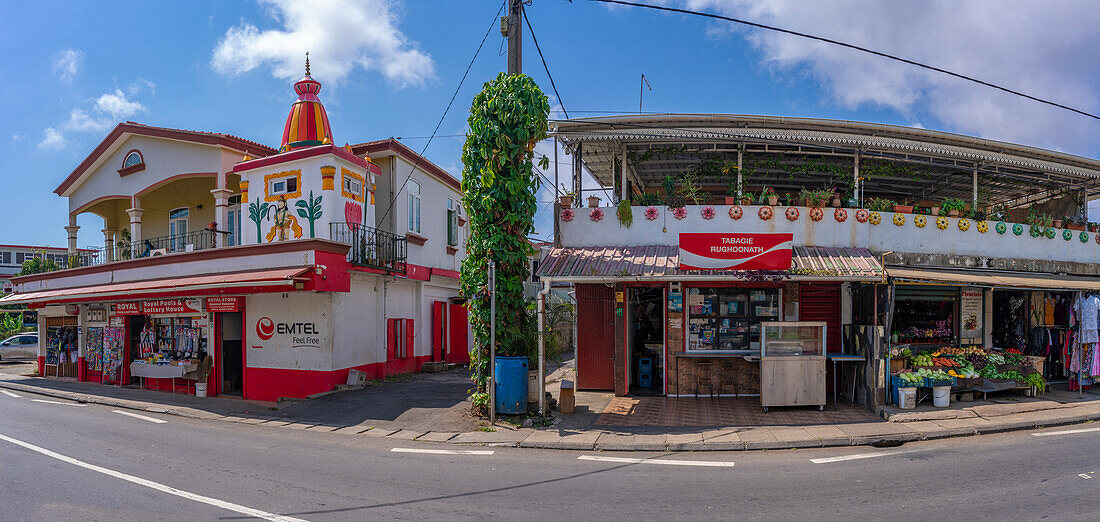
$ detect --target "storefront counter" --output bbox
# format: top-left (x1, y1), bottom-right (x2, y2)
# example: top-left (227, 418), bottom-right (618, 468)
top-left (673, 352), bottom-right (761, 398)
top-left (129, 361), bottom-right (199, 379)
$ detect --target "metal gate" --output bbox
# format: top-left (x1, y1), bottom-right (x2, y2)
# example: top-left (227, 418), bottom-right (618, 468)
top-left (576, 284), bottom-right (615, 390)
top-left (446, 304), bottom-right (469, 365)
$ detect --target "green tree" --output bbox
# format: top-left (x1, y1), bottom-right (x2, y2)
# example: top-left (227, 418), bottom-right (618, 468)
top-left (248, 198), bottom-right (272, 244)
top-left (18, 252), bottom-right (60, 275)
top-left (295, 191), bottom-right (323, 238)
top-left (459, 73), bottom-right (550, 401)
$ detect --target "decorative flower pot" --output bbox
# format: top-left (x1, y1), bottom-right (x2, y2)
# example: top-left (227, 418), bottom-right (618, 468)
top-left (930, 207), bottom-right (940, 216)
top-left (758, 206), bottom-right (774, 220)
top-left (1053, 220), bottom-right (1063, 228)
top-left (724, 197), bottom-right (738, 205)
top-left (831, 196), bottom-right (842, 208)
top-left (559, 195), bottom-right (573, 208)
top-left (767, 196), bottom-right (778, 206)
top-left (893, 205), bottom-right (914, 214)
top-left (587, 196), bottom-right (601, 208)
top-left (834, 208), bottom-right (848, 222)
top-left (728, 205), bottom-right (743, 220)
top-left (948, 210), bottom-right (960, 218)
top-left (1068, 224), bottom-right (1085, 231)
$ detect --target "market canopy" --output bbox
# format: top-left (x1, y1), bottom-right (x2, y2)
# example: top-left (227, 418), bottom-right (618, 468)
top-left (536, 245), bottom-right (883, 282)
top-left (887, 266), bottom-right (1100, 291)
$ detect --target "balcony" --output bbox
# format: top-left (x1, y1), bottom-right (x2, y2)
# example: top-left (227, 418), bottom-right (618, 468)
top-left (329, 222), bottom-right (407, 274)
top-left (72, 229), bottom-right (222, 268)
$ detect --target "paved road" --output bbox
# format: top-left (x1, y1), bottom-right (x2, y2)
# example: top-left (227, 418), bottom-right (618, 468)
top-left (1, 388), bottom-right (1096, 520)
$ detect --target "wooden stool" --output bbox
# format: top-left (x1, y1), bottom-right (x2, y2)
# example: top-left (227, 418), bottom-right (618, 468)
top-left (695, 361), bottom-right (715, 399)
top-left (720, 361), bottom-right (735, 398)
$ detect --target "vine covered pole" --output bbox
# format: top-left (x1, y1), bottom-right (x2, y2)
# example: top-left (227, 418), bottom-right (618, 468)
top-left (489, 260), bottom-right (496, 424)
top-left (506, 0), bottom-right (523, 75)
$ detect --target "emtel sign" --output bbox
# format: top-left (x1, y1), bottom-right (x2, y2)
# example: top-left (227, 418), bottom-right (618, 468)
top-left (255, 316), bottom-right (321, 347)
top-left (256, 317), bottom-right (275, 340)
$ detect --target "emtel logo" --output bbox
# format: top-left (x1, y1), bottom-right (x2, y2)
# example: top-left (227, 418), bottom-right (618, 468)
top-left (256, 317), bottom-right (275, 340)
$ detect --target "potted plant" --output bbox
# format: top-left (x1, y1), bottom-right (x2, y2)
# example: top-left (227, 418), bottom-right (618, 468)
top-left (740, 194), bottom-right (754, 205)
top-left (1067, 216), bottom-right (1086, 231)
top-left (762, 187), bottom-right (778, 206)
top-left (929, 205), bottom-right (940, 216)
top-left (830, 188), bottom-right (843, 208)
top-left (559, 192), bottom-right (575, 208)
top-left (866, 197), bottom-right (896, 212)
top-left (587, 195), bottom-right (601, 208)
top-left (1089, 222), bottom-right (1099, 233)
top-left (941, 198), bottom-right (966, 218)
top-left (1053, 217), bottom-right (1063, 228)
top-left (893, 199), bottom-right (914, 214)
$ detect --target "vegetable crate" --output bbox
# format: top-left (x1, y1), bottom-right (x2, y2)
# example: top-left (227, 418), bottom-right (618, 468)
top-left (923, 377), bottom-right (957, 388)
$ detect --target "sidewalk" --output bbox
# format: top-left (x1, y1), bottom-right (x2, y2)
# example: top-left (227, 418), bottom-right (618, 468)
top-left (3, 366), bottom-right (1099, 451)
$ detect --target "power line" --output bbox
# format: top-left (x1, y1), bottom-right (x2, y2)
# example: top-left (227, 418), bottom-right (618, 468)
top-left (522, 7), bottom-right (569, 119)
top-left (378, 2), bottom-right (505, 224)
top-left (589, 0), bottom-right (1100, 122)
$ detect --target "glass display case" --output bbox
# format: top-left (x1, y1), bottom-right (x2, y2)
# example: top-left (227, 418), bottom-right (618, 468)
top-left (759, 321), bottom-right (827, 411)
top-left (686, 287), bottom-right (780, 352)
top-left (761, 322), bottom-right (826, 357)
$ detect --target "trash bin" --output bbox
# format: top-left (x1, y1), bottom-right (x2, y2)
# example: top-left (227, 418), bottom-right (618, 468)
top-left (932, 385), bottom-right (951, 407)
top-left (195, 382), bottom-right (208, 398)
top-left (494, 356), bottom-right (528, 414)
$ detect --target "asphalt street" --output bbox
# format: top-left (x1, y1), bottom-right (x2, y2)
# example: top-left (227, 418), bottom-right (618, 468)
top-left (0, 387), bottom-right (1097, 521)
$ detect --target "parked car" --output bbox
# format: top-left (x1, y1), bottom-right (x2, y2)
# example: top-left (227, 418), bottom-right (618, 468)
top-left (0, 333), bottom-right (38, 361)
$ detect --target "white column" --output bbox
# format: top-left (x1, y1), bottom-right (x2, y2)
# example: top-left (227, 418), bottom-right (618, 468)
top-left (983, 289), bottom-right (993, 348)
top-left (620, 147), bottom-right (628, 203)
top-left (65, 216), bottom-right (79, 255)
top-left (853, 152), bottom-right (861, 205)
top-left (972, 168), bottom-right (979, 208)
top-left (102, 229), bottom-right (115, 263)
top-left (126, 207), bottom-right (144, 258)
top-left (211, 188), bottom-right (233, 248)
top-left (736, 147), bottom-right (743, 198)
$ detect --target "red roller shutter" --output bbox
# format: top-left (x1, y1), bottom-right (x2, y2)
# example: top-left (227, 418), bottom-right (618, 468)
top-left (576, 284), bottom-right (615, 390)
top-left (799, 282), bottom-right (842, 354)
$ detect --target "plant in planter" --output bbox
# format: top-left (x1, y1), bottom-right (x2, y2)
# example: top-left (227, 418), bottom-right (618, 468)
top-left (761, 186), bottom-right (779, 206)
top-left (866, 197), bottom-right (896, 212)
top-left (929, 205), bottom-right (940, 216)
top-left (940, 198), bottom-right (967, 217)
top-left (587, 195), bottom-right (601, 208)
top-left (724, 169), bottom-right (740, 204)
top-left (1089, 222), bottom-right (1099, 233)
top-left (633, 192), bottom-right (662, 207)
top-left (799, 188), bottom-right (832, 207)
top-left (987, 204), bottom-right (1008, 223)
top-left (616, 199), bottom-right (633, 228)
top-left (830, 188), bottom-right (843, 208)
top-left (459, 72), bottom-right (550, 411)
top-left (559, 191), bottom-right (576, 208)
top-left (893, 199), bottom-right (914, 213)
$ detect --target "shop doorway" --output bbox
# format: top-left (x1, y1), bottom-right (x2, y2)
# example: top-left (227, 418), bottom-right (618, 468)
top-left (628, 287), bottom-right (665, 395)
top-left (992, 290), bottom-right (1028, 352)
top-left (126, 315), bottom-right (146, 385)
top-left (219, 312), bottom-right (243, 396)
top-left (576, 284), bottom-right (614, 390)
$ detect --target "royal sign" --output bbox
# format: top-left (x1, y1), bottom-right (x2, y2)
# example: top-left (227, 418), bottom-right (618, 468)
top-left (142, 299), bottom-right (202, 315)
top-left (205, 296), bottom-right (241, 313)
top-left (678, 233), bottom-right (794, 271)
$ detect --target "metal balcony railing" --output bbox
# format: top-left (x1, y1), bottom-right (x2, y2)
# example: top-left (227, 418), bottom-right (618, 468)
top-left (70, 229), bottom-right (222, 268)
top-left (329, 222), bottom-right (407, 274)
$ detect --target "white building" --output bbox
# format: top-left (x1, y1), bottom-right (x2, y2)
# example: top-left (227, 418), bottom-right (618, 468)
top-left (1, 63), bottom-right (472, 401)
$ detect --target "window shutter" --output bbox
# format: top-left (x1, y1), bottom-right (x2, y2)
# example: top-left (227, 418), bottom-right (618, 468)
top-left (446, 209), bottom-right (456, 246)
top-left (386, 319), bottom-right (397, 361)
top-left (405, 319), bottom-right (415, 358)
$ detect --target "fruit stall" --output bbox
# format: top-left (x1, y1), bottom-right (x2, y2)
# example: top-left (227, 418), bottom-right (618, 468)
top-left (889, 345), bottom-right (1046, 408)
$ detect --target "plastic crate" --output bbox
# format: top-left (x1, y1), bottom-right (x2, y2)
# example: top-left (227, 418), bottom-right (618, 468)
top-left (923, 376), bottom-right (958, 388)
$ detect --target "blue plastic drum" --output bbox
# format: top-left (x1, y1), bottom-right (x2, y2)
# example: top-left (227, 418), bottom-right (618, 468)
top-left (494, 356), bottom-right (528, 414)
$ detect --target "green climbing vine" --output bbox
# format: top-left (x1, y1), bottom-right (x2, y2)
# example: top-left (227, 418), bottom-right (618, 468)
top-left (459, 73), bottom-right (550, 406)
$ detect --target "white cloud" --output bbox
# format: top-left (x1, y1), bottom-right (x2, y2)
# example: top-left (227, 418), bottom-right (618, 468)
top-left (63, 108), bottom-right (111, 133)
top-left (95, 89), bottom-right (145, 120)
top-left (11, 134), bottom-right (24, 142)
top-left (664, 1), bottom-right (1100, 155)
top-left (52, 48), bottom-right (84, 82)
top-left (38, 127), bottom-right (68, 150)
top-left (211, 0), bottom-right (434, 88)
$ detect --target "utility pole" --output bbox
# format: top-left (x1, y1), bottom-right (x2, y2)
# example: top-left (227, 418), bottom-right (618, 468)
top-left (504, 0), bottom-right (523, 74)
top-left (488, 260), bottom-right (497, 425)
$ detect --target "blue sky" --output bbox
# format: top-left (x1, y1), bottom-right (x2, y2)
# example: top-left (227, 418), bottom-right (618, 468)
top-left (4, 0), bottom-right (1100, 247)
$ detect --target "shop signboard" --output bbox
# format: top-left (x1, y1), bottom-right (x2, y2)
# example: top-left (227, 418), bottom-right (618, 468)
top-left (678, 233), bottom-right (794, 271)
top-left (142, 299), bottom-right (202, 315)
top-left (21, 310), bottom-right (37, 327)
top-left (960, 289), bottom-right (983, 339)
top-left (206, 296), bottom-right (241, 312)
top-left (112, 302), bottom-right (141, 315)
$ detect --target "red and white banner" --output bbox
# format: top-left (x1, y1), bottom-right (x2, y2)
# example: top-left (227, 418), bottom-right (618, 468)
top-left (206, 296), bottom-right (241, 313)
top-left (679, 233), bottom-right (794, 270)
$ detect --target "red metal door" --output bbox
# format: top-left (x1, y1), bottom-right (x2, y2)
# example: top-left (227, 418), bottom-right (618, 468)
top-left (432, 301), bottom-right (446, 361)
top-left (576, 284), bottom-right (615, 390)
top-left (800, 282), bottom-right (842, 394)
top-left (446, 304), bottom-right (470, 364)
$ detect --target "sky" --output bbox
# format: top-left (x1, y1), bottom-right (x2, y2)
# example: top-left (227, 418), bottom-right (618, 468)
top-left (4, 0), bottom-right (1100, 248)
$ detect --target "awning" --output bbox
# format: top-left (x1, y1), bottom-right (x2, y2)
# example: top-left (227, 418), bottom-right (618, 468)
top-left (888, 266), bottom-right (1100, 291)
top-left (0, 266), bottom-right (313, 305)
top-left (536, 245), bottom-right (882, 282)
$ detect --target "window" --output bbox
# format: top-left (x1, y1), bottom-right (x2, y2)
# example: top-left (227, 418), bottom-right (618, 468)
top-left (122, 151), bottom-right (143, 169)
top-left (0, 251), bottom-right (10, 264)
top-left (227, 195), bottom-right (242, 247)
top-left (531, 259), bottom-right (540, 283)
top-left (169, 207), bottom-right (189, 252)
top-left (685, 287), bottom-right (781, 352)
top-left (342, 168), bottom-right (364, 201)
top-left (19, 335), bottom-right (37, 345)
top-left (446, 197), bottom-right (458, 246)
top-left (407, 179), bottom-right (421, 234)
top-left (270, 176), bottom-right (298, 196)
top-left (15, 252), bottom-right (26, 264)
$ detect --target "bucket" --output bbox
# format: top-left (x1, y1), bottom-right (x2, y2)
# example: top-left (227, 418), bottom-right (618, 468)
top-left (932, 386), bottom-right (951, 407)
top-left (897, 387), bottom-right (917, 409)
top-left (195, 382), bottom-right (208, 398)
top-left (494, 356), bottom-right (528, 414)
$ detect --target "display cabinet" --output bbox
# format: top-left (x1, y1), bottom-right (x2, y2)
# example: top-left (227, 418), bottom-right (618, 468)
top-left (759, 321), bottom-right (827, 411)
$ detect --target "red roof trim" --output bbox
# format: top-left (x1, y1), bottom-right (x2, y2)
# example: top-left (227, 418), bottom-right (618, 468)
top-left (232, 144), bottom-right (373, 173)
top-left (350, 138), bottom-right (461, 191)
top-left (55, 122), bottom-right (276, 196)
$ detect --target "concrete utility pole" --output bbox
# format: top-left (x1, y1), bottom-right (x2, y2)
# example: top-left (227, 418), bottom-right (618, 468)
top-left (489, 260), bottom-right (497, 425)
top-left (505, 0), bottom-right (523, 74)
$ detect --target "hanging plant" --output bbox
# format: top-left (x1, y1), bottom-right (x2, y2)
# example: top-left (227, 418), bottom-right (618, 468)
top-left (892, 213), bottom-right (905, 226)
top-left (855, 209), bottom-right (869, 223)
top-left (834, 208), bottom-right (848, 222)
top-left (914, 215), bottom-right (927, 228)
top-left (759, 206), bottom-right (774, 220)
top-left (701, 205), bottom-right (716, 220)
top-left (590, 208), bottom-right (604, 222)
top-left (560, 208), bottom-right (574, 222)
top-left (958, 218), bottom-right (970, 231)
top-left (644, 206), bottom-right (659, 220)
top-left (616, 199), bottom-right (633, 228)
top-left (809, 207), bottom-right (824, 221)
top-left (996, 222), bottom-right (1007, 234)
top-left (976, 221), bottom-right (988, 233)
top-left (936, 216), bottom-right (949, 230)
top-left (728, 205), bottom-right (743, 220)
top-left (785, 207), bottom-right (800, 221)
top-left (672, 206), bottom-right (687, 220)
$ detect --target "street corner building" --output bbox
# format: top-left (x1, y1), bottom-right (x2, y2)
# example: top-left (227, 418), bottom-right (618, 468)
top-left (1, 62), bottom-right (474, 401)
top-left (540, 114), bottom-right (1100, 411)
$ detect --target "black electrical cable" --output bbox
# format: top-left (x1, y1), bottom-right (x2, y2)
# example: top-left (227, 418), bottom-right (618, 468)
top-left (589, 0), bottom-right (1100, 122)
top-left (378, 2), bottom-right (505, 223)
top-left (522, 7), bottom-right (569, 119)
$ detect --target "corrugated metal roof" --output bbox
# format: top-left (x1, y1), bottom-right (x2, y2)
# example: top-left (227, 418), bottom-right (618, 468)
top-left (888, 266), bottom-right (1100, 291)
top-left (536, 245), bottom-right (883, 281)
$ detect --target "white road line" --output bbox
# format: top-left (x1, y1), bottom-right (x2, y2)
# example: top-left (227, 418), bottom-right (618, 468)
top-left (810, 449), bottom-right (922, 464)
top-left (31, 399), bottom-right (85, 406)
top-left (578, 455), bottom-right (735, 467)
top-left (0, 390), bottom-right (21, 398)
top-left (112, 410), bottom-right (167, 424)
top-left (1032, 427), bottom-right (1100, 437)
top-left (0, 432), bottom-right (307, 522)
top-left (390, 448), bottom-right (494, 455)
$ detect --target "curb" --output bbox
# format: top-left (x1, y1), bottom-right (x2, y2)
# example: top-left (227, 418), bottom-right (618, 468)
top-left (3, 380), bottom-right (1097, 451)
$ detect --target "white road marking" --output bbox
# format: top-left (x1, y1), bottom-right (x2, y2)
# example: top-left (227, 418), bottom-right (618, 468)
top-left (32, 399), bottom-right (85, 406)
top-left (578, 455), bottom-right (735, 467)
top-left (1079, 473), bottom-right (1093, 480)
top-left (1032, 427), bottom-right (1100, 437)
top-left (390, 448), bottom-right (494, 455)
top-left (112, 410), bottom-right (167, 424)
top-left (0, 432), bottom-right (307, 522)
top-left (0, 390), bottom-right (21, 398)
top-left (810, 449), bottom-right (922, 464)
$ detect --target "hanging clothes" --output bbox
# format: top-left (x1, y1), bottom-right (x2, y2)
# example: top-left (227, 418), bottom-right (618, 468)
top-left (1073, 295), bottom-right (1098, 344)
top-left (1044, 296), bottom-right (1056, 325)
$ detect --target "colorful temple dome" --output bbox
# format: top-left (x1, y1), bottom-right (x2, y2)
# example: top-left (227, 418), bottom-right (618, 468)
top-left (280, 54), bottom-right (333, 151)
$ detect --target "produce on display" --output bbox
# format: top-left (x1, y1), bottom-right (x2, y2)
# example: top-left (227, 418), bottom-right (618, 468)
top-left (893, 346), bottom-right (1045, 390)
